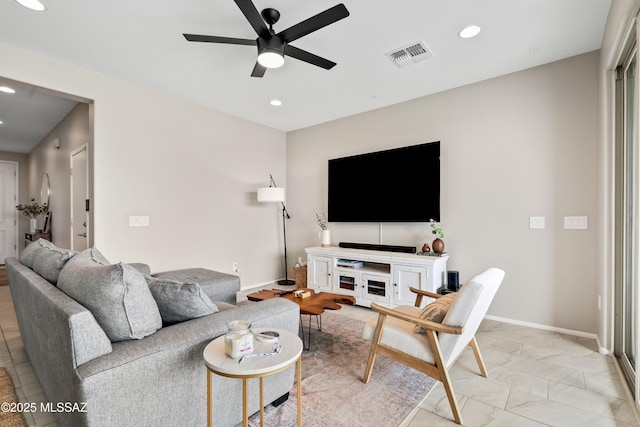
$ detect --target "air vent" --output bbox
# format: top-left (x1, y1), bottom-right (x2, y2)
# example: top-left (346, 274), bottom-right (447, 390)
top-left (385, 41), bottom-right (433, 68)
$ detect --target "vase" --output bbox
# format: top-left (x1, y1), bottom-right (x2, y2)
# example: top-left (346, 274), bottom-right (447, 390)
top-left (421, 243), bottom-right (430, 253)
top-left (29, 218), bottom-right (37, 233)
top-left (320, 230), bottom-right (331, 247)
top-left (432, 238), bottom-right (445, 254)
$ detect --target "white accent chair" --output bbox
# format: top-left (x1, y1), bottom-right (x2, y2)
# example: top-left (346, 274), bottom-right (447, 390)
top-left (362, 268), bottom-right (505, 425)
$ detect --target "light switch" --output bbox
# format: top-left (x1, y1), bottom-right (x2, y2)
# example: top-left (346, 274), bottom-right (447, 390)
top-left (129, 216), bottom-right (150, 227)
top-left (564, 216), bottom-right (587, 230)
top-left (529, 216), bottom-right (545, 229)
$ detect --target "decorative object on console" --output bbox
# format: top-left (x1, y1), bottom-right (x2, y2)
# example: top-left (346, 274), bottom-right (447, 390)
top-left (429, 218), bottom-right (445, 254)
top-left (16, 198), bottom-right (48, 233)
top-left (314, 208), bottom-right (331, 247)
top-left (257, 174), bottom-right (295, 286)
top-left (421, 243), bottom-right (430, 253)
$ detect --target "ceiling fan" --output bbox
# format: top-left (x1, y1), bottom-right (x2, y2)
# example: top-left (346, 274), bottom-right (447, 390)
top-left (183, 0), bottom-right (350, 77)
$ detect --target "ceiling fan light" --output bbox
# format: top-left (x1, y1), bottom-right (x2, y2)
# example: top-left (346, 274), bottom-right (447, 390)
top-left (258, 51), bottom-right (285, 69)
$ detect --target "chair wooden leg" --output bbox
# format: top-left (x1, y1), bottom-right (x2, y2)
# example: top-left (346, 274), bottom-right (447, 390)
top-left (363, 313), bottom-right (386, 383)
top-left (439, 364), bottom-right (463, 425)
top-left (469, 337), bottom-right (488, 378)
top-left (426, 329), bottom-right (463, 425)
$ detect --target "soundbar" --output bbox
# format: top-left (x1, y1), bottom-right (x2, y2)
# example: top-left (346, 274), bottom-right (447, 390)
top-left (338, 242), bottom-right (417, 254)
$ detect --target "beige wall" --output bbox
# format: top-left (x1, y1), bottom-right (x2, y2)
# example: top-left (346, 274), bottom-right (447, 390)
top-left (0, 42), bottom-right (288, 287)
top-left (287, 51), bottom-right (600, 334)
top-left (28, 102), bottom-right (91, 249)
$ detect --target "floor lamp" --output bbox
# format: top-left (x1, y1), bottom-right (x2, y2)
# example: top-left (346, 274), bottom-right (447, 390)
top-left (257, 175), bottom-right (295, 286)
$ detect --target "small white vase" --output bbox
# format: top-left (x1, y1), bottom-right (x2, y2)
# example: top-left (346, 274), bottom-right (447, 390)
top-left (320, 229), bottom-right (331, 247)
top-left (29, 218), bottom-right (37, 233)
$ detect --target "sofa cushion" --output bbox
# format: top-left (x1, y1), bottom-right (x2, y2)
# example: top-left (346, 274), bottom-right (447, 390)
top-left (30, 240), bottom-right (75, 285)
top-left (58, 248), bottom-right (162, 342)
top-left (145, 276), bottom-right (219, 324)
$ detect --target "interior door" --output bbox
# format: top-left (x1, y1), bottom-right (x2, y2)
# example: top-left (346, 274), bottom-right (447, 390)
top-left (0, 162), bottom-right (17, 262)
top-left (70, 145), bottom-right (89, 251)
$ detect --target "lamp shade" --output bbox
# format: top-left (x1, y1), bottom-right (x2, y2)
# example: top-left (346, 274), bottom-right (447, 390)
top-left (257, 187), bottom-right (285, 203)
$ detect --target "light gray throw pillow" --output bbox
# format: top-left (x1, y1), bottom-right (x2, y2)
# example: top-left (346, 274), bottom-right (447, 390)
top-left (58, 248), bottom-right (162, 342)
top-left (145, 276), bottom-right (219, 324)
top-left (20, 238), bottom-right (48, 268)
top-left (29, 239), bottom-right (75, 284)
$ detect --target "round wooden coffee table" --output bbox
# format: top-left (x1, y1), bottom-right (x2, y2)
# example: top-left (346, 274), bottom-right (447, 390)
top-left (203, 328), bottom-right (302, 427)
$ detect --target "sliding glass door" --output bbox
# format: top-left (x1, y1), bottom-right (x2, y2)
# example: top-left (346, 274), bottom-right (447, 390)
top-left (615, 40), bottom-right (638, 392)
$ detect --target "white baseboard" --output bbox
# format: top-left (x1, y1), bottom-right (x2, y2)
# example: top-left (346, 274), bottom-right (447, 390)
top-left (484, 314), bottom-right (599, 341)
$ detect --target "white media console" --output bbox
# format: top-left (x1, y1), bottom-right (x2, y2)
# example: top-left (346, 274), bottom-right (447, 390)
top-left (305, 246), bottom-right (448, 309)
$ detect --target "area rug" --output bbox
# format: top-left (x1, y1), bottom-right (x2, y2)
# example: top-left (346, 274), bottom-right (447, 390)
top-left (249, 310), bottom-right (436, 427)
top-left (0, 368), bottom-right (27, 427)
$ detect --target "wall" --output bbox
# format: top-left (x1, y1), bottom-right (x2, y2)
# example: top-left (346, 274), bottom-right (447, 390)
top-left (0, 42), bottom-right (287, 287)
top-left (287, 51), bottom-right (600, 334)
top-left (28, 102), bottom-right (90, 249)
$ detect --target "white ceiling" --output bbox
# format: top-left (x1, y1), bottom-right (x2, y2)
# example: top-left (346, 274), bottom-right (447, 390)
top-left (0, 0), bottom-right (612, 151)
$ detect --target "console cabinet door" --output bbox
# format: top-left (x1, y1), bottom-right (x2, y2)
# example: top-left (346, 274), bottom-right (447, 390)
top-left (333, 268), bottom-right (360, 298)
top-left (393, 265), bottom-right (428, 307)
top-left (308, 256), bottom-right (332, 291)
top-left (362, 274), bottom-right (392, 305)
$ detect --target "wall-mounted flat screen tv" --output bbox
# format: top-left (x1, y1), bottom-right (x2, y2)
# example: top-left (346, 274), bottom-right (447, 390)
top-left (328, 141), bottom-right (440, 222)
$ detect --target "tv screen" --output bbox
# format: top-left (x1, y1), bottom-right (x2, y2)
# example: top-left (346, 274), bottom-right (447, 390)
top-left (328, 141), bottom-right (440, 222)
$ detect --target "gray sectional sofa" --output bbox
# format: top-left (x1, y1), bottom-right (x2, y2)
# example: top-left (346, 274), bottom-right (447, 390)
top-left (6, 239), bottom-right (300, 426)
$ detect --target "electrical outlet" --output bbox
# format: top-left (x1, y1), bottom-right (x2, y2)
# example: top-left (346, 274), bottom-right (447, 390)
top-left (129, 216), bottom-right (150, 227)
top-left (232, 262), bottom-right (239, 272)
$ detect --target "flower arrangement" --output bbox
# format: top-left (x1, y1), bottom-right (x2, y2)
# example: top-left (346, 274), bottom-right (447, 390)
top-left (429, 218), bottom-right (444, 239)
top-left (16, 198), bottom-right (48, 219)
top-left (314, 208), bottom-right (328, 231)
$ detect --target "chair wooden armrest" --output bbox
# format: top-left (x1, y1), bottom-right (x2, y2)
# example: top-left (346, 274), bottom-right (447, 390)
top-left (370, 303), bottom-right (463, 335)
top-left (409, 286), bottom-right (443, 307)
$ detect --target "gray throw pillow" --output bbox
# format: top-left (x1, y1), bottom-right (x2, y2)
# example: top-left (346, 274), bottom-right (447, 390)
top-left (30, 240), bottom-right (75, 284)
top-left (58, 248), bottom-right (162, 342)
top-left (145, 276), bottom-right (219, 324)
top-left (20, 238), bottom-right (47, 268)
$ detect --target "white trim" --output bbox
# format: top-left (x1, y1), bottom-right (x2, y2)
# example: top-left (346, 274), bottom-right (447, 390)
top-left (484, 314), bottom-right (598, 341)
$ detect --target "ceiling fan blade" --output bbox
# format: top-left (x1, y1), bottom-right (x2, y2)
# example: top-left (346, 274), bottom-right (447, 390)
top-left (183, 34), bottom-right (256, 46)
top-left (277, 3), bottom-right (349, 44)
top-left (285, 45), bottom-right (336, 70)
top-left (234, 0), bottom-right (270, 38)
top-left (251, 62), bottom-right (267, 77)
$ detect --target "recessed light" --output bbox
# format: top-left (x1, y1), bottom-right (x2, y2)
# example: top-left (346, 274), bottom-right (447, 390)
top-left (0, 86), bottom-right (15, 94)
top-left (270, 99), bottom-right (282, 107)
top-left (15, 0), bottom-right (45, 11)
top-left (459, 25), bottom-right (481, 39)
top-left (0, 121), bottom-right (4, 125)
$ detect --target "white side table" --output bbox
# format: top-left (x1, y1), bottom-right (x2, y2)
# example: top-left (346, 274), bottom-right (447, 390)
top-left (203, 328), bottom-right (302, 427)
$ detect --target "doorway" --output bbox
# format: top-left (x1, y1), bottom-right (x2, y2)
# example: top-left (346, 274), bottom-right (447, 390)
top-left (70, 144), bottom-right (89, 251)
top-left (0, 161), bottom-right (18, 261)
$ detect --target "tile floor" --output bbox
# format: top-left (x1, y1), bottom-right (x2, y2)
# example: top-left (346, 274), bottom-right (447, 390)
top-left (1, 283), bottom-right (639, 427)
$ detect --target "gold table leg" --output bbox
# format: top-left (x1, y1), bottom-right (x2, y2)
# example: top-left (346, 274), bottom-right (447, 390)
top-left (260, 377), bottom-right (265, 427)
top-left (242, 378), bottom-right (248, 427)
top-left (207, 369), bottom-right (212, 427)
top-left (297, 356), bottom-right (302, 427)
